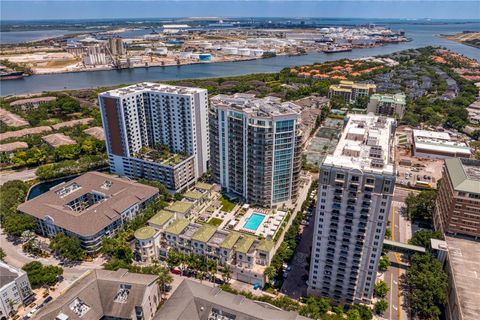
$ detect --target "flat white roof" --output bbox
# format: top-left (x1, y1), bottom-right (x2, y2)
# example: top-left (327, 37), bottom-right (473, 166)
top-left (323, 114), bottom-right (395, 175)
top-left (413, 129), bottom-right (450, 140)
top-left (100, 82), bottom-right (206, 97)
top-left (415, 142), bottom-right (472, 155)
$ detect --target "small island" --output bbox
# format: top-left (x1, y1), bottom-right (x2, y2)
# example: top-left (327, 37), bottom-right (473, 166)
top-left (443, 31), bottom-right (480, 48)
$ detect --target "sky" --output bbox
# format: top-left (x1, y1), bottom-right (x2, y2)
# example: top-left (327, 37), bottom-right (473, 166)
top-left (2, 1), bottom-right (480, 21)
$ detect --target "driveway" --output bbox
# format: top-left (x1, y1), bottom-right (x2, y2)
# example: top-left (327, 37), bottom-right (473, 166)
top-left (280, 198), bottom-right (316, 300)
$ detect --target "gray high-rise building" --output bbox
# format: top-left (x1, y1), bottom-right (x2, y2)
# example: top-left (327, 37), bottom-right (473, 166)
top-left (307, 114), bottom-right (396, 303)
top-left (209, 94), bottom-right (302, 208)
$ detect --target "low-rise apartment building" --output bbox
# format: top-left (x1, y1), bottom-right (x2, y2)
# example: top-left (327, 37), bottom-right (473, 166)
top-left (367, 93), bottom-right (406, 119)
top-left (154, 279), bottom-right (310, 320)
top-left (0, 262), bottom-right (33, 319)
top-left (18, 172), bottom-right (158, 253)
top-left (135, 212), bottom-right (275, 286)
top-left (35, 269), bottom-right (160, 320)
top-left (328, 81), bottom-right (376, 104)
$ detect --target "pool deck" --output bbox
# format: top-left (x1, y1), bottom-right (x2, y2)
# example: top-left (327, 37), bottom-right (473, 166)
top-left (234, 208), bottom-right (287, 238)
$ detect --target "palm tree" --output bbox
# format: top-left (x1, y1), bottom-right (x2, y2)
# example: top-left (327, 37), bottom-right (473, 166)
top-left (264, 266), bottom-right (277, 284)
top-left (187, 253), bottom-right (199, 270)
top-left (156, 267), bottom-right (173, 300)
top-left (221, 265), bottom-right (232, 284)
top-left (207, 259), bottom-right (218, 283)
top-left (196, 271), bottom-right (206, 284)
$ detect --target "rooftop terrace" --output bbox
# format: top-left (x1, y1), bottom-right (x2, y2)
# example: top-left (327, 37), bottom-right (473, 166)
top-left (220, 232), bottom-right (242, 250)
top-left (167, 201), bottom-right (194, 214)
top-left (184, 190), bottom-right (205, 200)
top-left (100, 82), bottom-right (206, 97)
top-left (134, 226), bottom-right (157, 240)
top-left (133, 146), bottom-right (189, 167)
top-left (323, 114), bottom-right (395, 175)
top-left (192, 224), bottom-right (217, 243)
top-left (195, 182), bottom-right (215, 191)
top-left (148, 210), bottom-right (174, 227)
top-left (165, 219), bottom-right (190, 235)
top-left (236, 235), bottom-right (256, 254)
top-left (211, 93), bottom-right (301, 118)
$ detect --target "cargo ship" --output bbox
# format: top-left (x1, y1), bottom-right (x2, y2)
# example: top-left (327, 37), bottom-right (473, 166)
top-left (323, 46), bottom-right (352, 54)
top-left (0, 71), bottom-right (24, 80)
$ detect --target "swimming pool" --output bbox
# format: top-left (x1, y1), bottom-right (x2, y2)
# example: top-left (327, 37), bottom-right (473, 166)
top-left (243, 213), bottom-right (266, 231)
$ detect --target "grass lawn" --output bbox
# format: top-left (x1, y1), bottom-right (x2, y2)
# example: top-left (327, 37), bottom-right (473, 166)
top-left (207, 217), bottom-right (223, 227)
top-left (220, 196), bottom-right (236, 212)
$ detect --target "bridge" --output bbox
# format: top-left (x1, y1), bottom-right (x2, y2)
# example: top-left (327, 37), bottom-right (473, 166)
top-left (383, 239), bottom-right (426, 254)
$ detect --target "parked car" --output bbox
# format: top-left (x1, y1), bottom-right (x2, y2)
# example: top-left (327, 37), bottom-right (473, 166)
top-left (171, 267), bottom-right (181, 275)
top-left (26, 307), bottom-right (38, 318)
top-left (43, 296), bottom-right (53, 305)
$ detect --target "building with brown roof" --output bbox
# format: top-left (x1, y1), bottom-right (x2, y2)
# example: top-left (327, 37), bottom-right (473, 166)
top-left (35, 269), bottom-right (160, 320)
top-left (155, 279), bottom-right (310, 320)
top-left (18, 172), bottom-right (158, 253)
top-left (434, 158), bottom-right (480, 238)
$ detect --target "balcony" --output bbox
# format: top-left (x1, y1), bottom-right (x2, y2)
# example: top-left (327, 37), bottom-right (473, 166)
top-left (347, 199), bottom-right (356, 205)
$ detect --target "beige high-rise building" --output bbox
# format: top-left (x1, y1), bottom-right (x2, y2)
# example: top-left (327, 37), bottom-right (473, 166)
top-left (308, 114), bottom-right (396, 303)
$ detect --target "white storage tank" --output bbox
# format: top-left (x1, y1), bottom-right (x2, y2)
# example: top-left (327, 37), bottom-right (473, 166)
top-left (238, 48), bottom-right (251, 56)
top-left (223, 47), bottom-right (238, 55)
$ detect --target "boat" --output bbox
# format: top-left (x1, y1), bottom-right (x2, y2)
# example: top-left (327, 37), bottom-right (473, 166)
top-left (0, 71), bottom-right (24, 80)
top-left (323, 46), bottom-right (352, 54)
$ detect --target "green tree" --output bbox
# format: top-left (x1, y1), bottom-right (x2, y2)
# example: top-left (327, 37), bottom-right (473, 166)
top-left (405, 190), bottom-right (438, 221)
top-left (157, 267), bottom-right (173, 299)
top-left (406, 253), bottom-right (448, 320)
top-left (347, 309), bottom-right (362, 320)
top-left (22, 261), bottom-right (63, 287)
top-left (378, 255), bottom-right (391, 272)
top-left (374, 280), bottom-right (389, 298)
top-left (409, 230), bottom-right (444, 249)
top-left (350, 304), bottom-right (373, 320)
top-left (264, 266), bottom-right (277, 284)
top-left (54, 144), bottom-right (81, 161)
top-left (374, 300), bottom-right (388, 315)
top-left (300, 297), bottom-right (332, 319)
top-left (0, 248), bottom-right (6, 261)
top-left (2, 213), bottom-right (36, 237)
top-left (221, 265), bottom-right (232, 284)
top-left (49, 233), bottom-right (86, 261)
top-left (0, 180), bottom-right (28, 220)
top-left (330, 94), bottom-right (347, 109)
top-left (352, 96), bottom-right (369, 109)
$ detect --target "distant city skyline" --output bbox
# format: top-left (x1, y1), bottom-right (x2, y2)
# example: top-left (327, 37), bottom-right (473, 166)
top-left (2, 1), bottom-right (480, 21)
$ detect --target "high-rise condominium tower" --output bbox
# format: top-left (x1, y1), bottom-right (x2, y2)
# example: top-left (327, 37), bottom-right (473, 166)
top-left (99, 82), bottom-right (209, 191)
top-left (209, 94), bottom-right (302, 208)
top-left (307, 114), bottom-right (396, 303)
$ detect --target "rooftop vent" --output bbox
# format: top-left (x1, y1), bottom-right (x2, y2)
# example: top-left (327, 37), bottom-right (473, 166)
top-left (55, 183), bottom-right (81, 198)
top-left (371, 158), bottom-right (385, 168)
top-left (114, 284), bottom-right (132, 303)
top-left (69, 298), bottom-right (90, 317)
top-left (101, 180), bottom-right (113, 189)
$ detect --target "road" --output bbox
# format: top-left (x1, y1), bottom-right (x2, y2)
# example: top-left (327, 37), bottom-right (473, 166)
top-left (0, 231), bottom-right (105, 317)
top-left (0, 168), bottom-right (37, 185)
top-left (280, 187), bottom-right (316, 299)
top-left (384, 191), bottom-right (414, 320)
